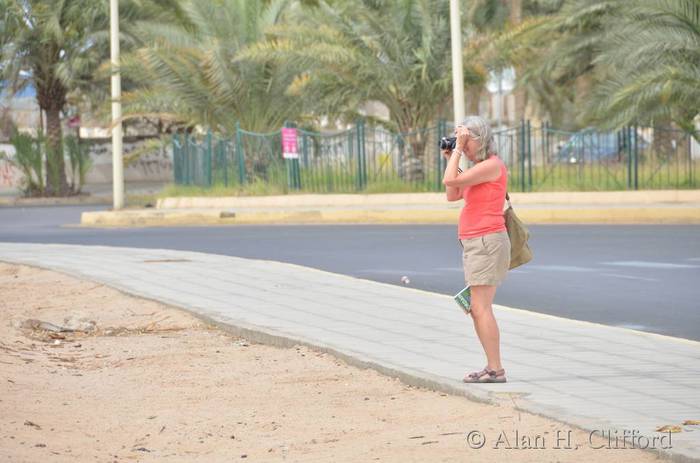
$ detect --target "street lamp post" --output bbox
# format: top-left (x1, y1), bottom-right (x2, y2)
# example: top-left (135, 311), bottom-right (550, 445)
top-left (449, 0), bottom-right (465, 126)
top-left (110, 0), bottom-right (124, 210)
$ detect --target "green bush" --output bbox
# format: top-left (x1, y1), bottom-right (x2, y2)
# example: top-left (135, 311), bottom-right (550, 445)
top-left (8, 130), bottom-right (45, 196)
top-left (64, 135), bottom-right (92, 193)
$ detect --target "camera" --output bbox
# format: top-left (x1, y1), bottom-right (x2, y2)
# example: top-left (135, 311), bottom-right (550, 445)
top-left (439, 136), bottom-right (456, 151)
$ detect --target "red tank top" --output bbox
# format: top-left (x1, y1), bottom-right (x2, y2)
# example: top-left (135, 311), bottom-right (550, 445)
top-left (458, 156), bottom-right (508, 239)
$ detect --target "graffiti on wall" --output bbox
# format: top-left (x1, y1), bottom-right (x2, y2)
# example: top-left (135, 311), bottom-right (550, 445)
top-left (85, 140), bottom-right (173, 183)
top-left (0, 138), bottom-right (174, 188)
top-left (0, 159), bottom-right (22, 188)
top-left (0, 144), bottom-right (22, 188)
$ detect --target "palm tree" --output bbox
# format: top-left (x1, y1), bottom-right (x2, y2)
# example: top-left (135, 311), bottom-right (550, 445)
top-left (0, 0), bottom-right (181, 195)
top-left (244, 0), bottom-right (484, 182)
top-left (0, 0), bottom-right (111, 194)
top-left (485, 0), bottom-right (616, 128)
top-left (468, 0), bottom-right (566, 123)
top-left (494, 0), bottom-right (699, 141)
top-left (588, 0), bottom-right (700, 141)
top-left (121, 0), bottom-right (299, 134)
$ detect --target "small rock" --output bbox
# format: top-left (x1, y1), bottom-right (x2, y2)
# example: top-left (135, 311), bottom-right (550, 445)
top-left (35, 443), bottom-right (46, 448)
top-left (62, 317), bottom-right (96, 332)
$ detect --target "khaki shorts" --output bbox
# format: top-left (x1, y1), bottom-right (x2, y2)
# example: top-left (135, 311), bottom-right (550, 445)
top-left (460, 231), bottom-right (511, 287)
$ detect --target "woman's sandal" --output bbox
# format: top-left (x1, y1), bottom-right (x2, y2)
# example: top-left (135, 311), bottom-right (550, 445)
top-left (463, 366), bottom-right (507, 383)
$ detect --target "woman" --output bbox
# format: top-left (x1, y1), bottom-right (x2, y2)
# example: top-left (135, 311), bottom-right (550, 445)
top-left (442, 115), bottom-right (510, 384)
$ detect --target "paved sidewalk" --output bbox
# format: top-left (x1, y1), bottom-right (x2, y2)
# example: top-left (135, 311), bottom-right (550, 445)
top-left (1, 243), bottom-right (699, 461)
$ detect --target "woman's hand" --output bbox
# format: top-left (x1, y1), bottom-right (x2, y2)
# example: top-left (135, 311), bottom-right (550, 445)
top-left (441, 148), bottom-right (453, 161)
top-left (455, 126), bottom-right (470, 154)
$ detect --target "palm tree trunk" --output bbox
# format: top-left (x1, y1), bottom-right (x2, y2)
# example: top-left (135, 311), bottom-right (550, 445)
top-left (44, 106), bottom-right (69, 196)
top-left (36, 69), bottom-right (69, 196)
top-left (405, 131), bottom-right (426, 183)
top-left (396, 113), bottom-right (429, 183)
top-left (653, 120), bottom-right (675, 160)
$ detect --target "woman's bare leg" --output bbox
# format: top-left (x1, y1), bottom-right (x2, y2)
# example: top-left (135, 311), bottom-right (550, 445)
top-left (469, 285), bottom-right (503, 371)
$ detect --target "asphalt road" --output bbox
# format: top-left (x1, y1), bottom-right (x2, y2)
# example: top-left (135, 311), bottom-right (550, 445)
top-left (1, 205), bottom-right (699, 341)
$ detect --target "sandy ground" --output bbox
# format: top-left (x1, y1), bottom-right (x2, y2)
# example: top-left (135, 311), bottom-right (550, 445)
top-left (0, 263), bottom-right (671, 462)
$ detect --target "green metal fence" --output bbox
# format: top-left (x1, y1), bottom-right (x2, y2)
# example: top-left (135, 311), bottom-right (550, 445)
top-left (173, 121), bottom-right (699, 192)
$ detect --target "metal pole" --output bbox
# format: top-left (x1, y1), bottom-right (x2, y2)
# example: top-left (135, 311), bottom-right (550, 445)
top-left (449, 0), bottom-right (465, 125)
top-left (110, 0), bottom-right (124, 209)
top-left (496, 76), bottom-right (503, 129)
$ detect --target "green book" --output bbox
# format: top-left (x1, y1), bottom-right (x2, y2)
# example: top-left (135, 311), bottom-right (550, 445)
top-left (454, 285), bottom-right (472, 315)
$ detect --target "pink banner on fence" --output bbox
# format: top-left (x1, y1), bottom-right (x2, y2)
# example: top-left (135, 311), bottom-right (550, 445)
top-left (281, 127), bottom-right (299, 159)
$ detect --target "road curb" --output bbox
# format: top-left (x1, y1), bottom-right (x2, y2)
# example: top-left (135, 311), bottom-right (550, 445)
top-left (158, 190), bottom-right (700, 209)
top-left (80, 206), bottom-right (700, 227)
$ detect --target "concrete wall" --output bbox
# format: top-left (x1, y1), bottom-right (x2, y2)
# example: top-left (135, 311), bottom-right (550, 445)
top-left (0, 137), bottom-right (173, 193)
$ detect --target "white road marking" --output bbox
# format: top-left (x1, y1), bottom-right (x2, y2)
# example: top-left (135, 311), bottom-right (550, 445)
top-left (356, 269), bottom-right (436, 276)
top-left (603, 261), bottom-right (700, 270)
top-left (600, 273), bottom-right (659, 283)
top-left (527, 265), bottom-right (597, 272)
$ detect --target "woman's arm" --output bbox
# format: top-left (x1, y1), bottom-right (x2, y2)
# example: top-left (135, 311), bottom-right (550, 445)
top-left (446, 184), bottom-right (462, 201)
top-left (443, 153), bottom-right (500, 188)
top-left (442, 148), bottom-right (462, 201)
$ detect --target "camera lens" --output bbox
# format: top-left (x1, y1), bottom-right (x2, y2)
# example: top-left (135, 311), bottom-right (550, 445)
top-left (439, 136), bottom-right (456, 150)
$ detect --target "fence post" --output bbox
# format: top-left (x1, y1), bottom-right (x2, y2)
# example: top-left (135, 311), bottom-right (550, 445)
top-left (688, 134), bottom-right (694, 188)
top-left (544, 121), bottom-right (550, 165)
top-left (172, 133), bottom-right (180, 184)
top-left (355, 119), bottom-right (367, 190)
top-left (222, 138), bottom-right (228, 187)
top-left (206, 129), bottom-right (213, 187)
top-left (436, 120), bottom-right (445, 190)
top-left (302, 132), bottom-right (309, 168)
top-left (361, 120), bottom-right (367, 189)
top-left (519, 119), bottom-right (526, 192)
top-left (355, 121), bottom-right (361, 190)
top-left (236, 122), bottom-right (245, 184)
top-left (628, 126), bottom-right (634, 189)
top-left (527, 119), bottom-right (532, 191)
top-left (633, 125), bottom-right (639, 190)
top-left (183, 132), bottom-right (191, 185)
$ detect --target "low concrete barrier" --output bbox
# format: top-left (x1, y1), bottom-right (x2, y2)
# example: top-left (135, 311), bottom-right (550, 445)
top-left (157, 190), bottom-right (700, 209)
